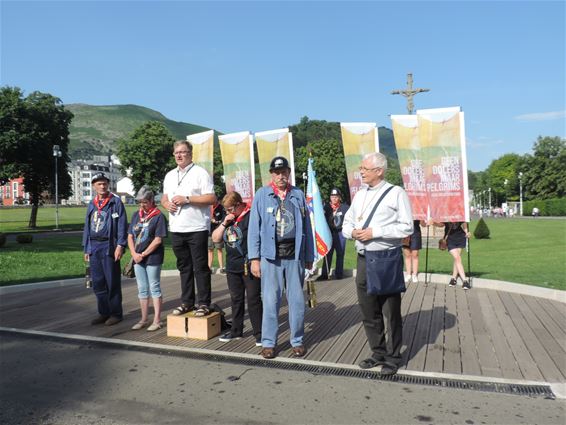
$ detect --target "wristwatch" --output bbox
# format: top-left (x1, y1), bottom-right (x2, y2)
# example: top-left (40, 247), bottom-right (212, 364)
top-left (186, 196), bottom-right (190, 204)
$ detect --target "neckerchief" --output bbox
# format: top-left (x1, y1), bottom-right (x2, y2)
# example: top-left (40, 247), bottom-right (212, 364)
top-left (234, 205), bottom-right (251, 226)
top-left (93, 193), bottom-right (113, 214)
top-left (270, 182), bottom-right (291, 200)
top-left (330, 202), bottom-right (341, 212)
top-left (138, 206), bottom-right (160, 223)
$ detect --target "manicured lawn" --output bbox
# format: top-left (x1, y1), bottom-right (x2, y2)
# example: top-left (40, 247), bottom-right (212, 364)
top-left (0, 213), bottom-right (564, 290)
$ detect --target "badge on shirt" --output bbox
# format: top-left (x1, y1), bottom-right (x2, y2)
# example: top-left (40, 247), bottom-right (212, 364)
top-left (267, 207), bottom-right (274, 213)
top-left (111, 213), bottom-right (119, 219)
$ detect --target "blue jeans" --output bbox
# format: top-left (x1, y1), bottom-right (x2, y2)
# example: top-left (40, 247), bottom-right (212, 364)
top-left (260, 257), bottom-right (305, 348)
top-left (134, 263), bottom-right (162, 298)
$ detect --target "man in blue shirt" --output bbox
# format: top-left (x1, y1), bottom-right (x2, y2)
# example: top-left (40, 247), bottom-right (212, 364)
top-left (248, 156), bottom-right (314, 359)
top-left (82, 172), bottom-right (128, 326)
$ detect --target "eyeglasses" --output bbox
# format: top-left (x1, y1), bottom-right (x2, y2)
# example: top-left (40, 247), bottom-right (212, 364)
top-left (358, 166), bottom-right (380, 172)
top-left (173, 151), bottom-right (191, 156)
top-left (225, 203), bottom-right (240, 213)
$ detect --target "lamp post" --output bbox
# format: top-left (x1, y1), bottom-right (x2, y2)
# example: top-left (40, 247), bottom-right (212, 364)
top-left (518, 172), bottom-right (523, 216)
top-left (53, 145), bottom-right (62, 230)
top-left (504, 179), bottom-right (508, 203)
top-left (488, 187), bottom-right (492, 210)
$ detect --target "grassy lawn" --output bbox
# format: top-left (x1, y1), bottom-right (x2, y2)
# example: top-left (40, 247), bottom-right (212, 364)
top-left (0, 212), bottom-right (564, 290)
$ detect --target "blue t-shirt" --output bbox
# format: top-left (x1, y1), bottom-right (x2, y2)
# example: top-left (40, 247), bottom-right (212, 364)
top-left (128, 211), bottom-right (168, 266)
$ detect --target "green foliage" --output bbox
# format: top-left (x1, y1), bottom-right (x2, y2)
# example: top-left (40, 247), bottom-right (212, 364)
top-left (0, 86), bottom-right (74, 228)
top-left (67, 104), bottom-right (213, 159)
top-left (116, 121), bottom-right (176, 193)
top-left (522, 136), bottom-right (566, 200)
top-left (473, 217), bottom-right (490, 239)
top-left (16, 234), bottom-right (33, 244)
top-left (523, 198), bottom-right (566, 216)
top-left (0, 233), bottom-right (6, 248)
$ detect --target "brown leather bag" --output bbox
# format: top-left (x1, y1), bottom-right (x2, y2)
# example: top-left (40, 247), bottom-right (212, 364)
top-left (438, 238), bottom-right (448, 251)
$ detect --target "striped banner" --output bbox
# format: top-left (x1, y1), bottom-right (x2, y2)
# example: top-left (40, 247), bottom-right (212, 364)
top-left (218, 131), bottom-right (255, 205)
top-left (187, 130), bottom-right (214, 177)
top-left (254, 128), bottom-right (295, 186)
top-left (306, 158), bottom-right (332, 264)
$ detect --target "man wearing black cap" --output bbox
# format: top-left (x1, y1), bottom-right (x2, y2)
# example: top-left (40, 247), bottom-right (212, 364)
top-left (319, 187), bottom-right (350, 280)
top-left (248, 156), bottom-right (314, 359)
top-left (82, 172), bottom-right (128, 326)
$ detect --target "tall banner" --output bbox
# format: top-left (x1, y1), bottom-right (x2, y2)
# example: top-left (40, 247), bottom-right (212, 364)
top-left (187, 130), bottom-right (214, 177)
top-left (417, 107), bottom-right (469, 222)
top-left (254, 128), bottom-right (295, 186)
top-left (306, 158), bottom-right (332, 264)
top-left (391, 115), bottom-right (428, 220)
top-left (340, 122), bottom-right (379, 202)
top-left (218, 131), bottom-right (255, 205)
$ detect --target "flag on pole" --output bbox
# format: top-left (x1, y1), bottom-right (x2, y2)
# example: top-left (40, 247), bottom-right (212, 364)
top-left (306, 158), bottom-right (332, 264)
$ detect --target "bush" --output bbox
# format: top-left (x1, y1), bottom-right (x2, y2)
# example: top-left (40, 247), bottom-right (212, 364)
top-left (473, 217), bottom-right (490, 239)
top-left (523, 198), bottom-right (566, 216)
top-left (16, 234), bottom-right (33, 244)
top-left (0, 233), bottom-right (6, 248)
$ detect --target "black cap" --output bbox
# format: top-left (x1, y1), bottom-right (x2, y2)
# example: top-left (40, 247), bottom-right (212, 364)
top-left (330, 188), bottom-right (342, 197)
top-left (91, 172), bottom-right (110, 184)
top-left (269, 156), bottom-right (290, 172)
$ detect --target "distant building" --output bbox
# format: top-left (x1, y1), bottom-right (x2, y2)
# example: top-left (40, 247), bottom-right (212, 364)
top-left (66, 155), bottom-right (124, 205)
top-left (0, 177), bottom-right (29, 206)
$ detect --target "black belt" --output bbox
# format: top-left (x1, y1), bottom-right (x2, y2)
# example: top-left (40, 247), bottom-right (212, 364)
top-left (90, 237), bottom-right (109, 241)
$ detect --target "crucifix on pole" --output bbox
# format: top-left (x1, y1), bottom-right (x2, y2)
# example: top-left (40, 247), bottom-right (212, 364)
top-left (391, 73), bottom-right (430, 115)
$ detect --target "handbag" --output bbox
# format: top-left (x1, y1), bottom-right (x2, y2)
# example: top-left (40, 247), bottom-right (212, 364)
top-left (122, 257), bottom-right (135, 278)
top-left (438, 225), bottom-right (452, 251)
top-left (402, 236), bottom-right (411, 248)
top-left (360, 186), bottom-right (405, 295)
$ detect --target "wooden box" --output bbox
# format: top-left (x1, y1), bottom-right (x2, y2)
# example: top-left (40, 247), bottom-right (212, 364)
top-left (166, 311), bottom-right (221, 340)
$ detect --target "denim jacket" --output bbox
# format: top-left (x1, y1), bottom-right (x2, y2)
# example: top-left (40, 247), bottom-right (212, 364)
top-left (247, 185), bottom-right (314, 262)
top-left (82, 194), bottom-right (128, 256)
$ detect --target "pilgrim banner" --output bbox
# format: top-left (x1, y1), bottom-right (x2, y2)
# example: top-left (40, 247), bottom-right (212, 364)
top-left (391, 115), bottom-right (428, 220)
top-left (340, 122), bottom-right (379, 202)
top-left (254, 128), bottom-right (295, 186)
top-left (218, 131), bottom-right (255, 205)
top-left (187, 130), bottom-right (214, 177)
top-left (417, 107), bottom-right (469, 222)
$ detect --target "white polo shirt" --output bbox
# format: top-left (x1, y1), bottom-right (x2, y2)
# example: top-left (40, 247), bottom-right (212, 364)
top-left (162, 163), bottom-right (214, 233)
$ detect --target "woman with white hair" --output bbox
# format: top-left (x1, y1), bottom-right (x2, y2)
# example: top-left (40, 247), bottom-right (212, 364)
top-left (128, 186), bottom-right (168, 331)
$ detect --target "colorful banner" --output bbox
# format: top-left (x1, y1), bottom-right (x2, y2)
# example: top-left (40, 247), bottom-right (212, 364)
top-left (306, 158), bottom-right (332, 264)
top-left (254, 128), bottom-right (295, 186)
top-left (391, 115), bottom-right (428, 220)
top-left (187, 130), bottom-right (214, 177)
top-left (340, 122), bottom-right (379, 202)
top-left (417, 107), bottom-right (469, 222)
top-left (218, 131), bottom-right (255, 205)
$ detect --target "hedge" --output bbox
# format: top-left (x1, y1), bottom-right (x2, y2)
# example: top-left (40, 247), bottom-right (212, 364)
top-left (523, 198), bottom-right (566, 216)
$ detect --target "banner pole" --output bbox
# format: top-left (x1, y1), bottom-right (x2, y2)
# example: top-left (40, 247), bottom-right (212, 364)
top-left (467, 236), bottom-right (472, 286)
top-left (424, 224), bottom-right (430, 285)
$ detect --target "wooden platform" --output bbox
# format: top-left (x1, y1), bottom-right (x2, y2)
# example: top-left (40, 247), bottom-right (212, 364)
top-left (0, 274), bottom-right (564, 384)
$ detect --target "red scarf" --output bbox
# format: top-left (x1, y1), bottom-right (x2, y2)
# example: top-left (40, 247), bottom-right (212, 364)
top-left (138, 205), bottom-right (160, 223)
top-left (330, 202), bottom-right (341, 212)
top-left (93, 193), bottom-right (113, 214)
top-left (234, 204), bottom-right (251, 226)
top-left (270, 182), bottom-right (291, 200)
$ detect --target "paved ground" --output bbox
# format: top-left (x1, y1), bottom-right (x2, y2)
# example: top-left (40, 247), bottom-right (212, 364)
top-left (1, 333), bottom-right (564, 425)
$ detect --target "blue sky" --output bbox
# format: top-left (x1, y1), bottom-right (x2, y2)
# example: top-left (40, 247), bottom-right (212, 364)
top-left (1, 0), bottom-right (564, 171)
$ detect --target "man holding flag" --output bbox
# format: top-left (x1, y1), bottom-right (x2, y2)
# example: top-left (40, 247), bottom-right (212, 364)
top-left (248, 156), bottom-right (314, 359)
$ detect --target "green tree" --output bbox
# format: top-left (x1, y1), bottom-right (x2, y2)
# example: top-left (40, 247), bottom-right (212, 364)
top-left (116, 121), bottom-right (176, 193)
top-left (484, 153), bottom-right (523, 204)
top-left (0, 87), bottom-right (73, 228)
top-left (522, 136), bottom-right (566, 200)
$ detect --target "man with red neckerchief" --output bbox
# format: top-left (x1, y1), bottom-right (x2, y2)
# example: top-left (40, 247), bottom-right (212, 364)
top-left (247, 156), bottom-right (314, 359)
top-left (82, 172), bottom-right (128, 326)
top-left (318, 187), bottom-right (350, 281)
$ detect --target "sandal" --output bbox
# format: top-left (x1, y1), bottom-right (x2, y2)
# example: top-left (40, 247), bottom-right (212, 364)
top-left (172, 305), bottom-right (192, 316)
top-left (147, 322), bottom-right (163, 332)
top-left (194, 305), bottom-right (211, 317)
top-left (131, 321), bottom-right (149, 330)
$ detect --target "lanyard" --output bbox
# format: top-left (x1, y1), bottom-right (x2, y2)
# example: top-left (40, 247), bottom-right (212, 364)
top-left (93, 193), bottom-right (113, 214)
top-left (177, 164), bottom-right (194, 187)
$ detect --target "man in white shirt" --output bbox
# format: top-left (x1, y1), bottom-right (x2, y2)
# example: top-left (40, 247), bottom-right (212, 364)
top-left (342, 152), bottom-right (413, 376)
top-left (161, 141), bottom-right (216, 317)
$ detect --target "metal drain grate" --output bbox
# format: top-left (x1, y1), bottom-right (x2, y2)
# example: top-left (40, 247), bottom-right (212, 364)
top-left (3, 329), bottom-right (556, 399)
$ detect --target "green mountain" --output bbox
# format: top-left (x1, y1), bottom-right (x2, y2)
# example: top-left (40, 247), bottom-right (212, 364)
top-left (66, 104), bottom-right (213, 159)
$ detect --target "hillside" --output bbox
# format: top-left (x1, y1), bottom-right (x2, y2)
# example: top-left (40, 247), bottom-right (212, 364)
top-left (66, 104), bottom-right (213, 159)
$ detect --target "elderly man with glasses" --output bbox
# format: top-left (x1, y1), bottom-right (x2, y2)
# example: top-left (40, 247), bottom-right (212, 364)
top-left (342, 152), bottom-right (413, 376)
top-left (161, 140), bottom-right (216, 317)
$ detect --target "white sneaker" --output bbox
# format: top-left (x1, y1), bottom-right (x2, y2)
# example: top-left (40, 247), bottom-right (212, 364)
top-left (405, 275), bottom-right (412, 284)
top-left (411, 275), bottom-right (419, 284)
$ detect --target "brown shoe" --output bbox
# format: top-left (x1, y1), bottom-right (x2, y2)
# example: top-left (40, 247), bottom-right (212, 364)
top-left (261, 347), bottom-right (276, 359)
top-left (292, 345), bottom-right (306, 358)
top-left (91, 315), bottom-right (109, 325)
top-left (105, 316), bottom-right (123, 326)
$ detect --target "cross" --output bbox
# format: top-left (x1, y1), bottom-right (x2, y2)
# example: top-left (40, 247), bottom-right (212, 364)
top-left (391, 73), bottom-right (430, 115)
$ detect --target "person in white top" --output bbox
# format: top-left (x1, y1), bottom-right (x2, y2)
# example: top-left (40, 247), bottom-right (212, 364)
top-left (342, 152), bottom-right (413, 376)
top-left (161, 140), bottom-right (216, 317)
